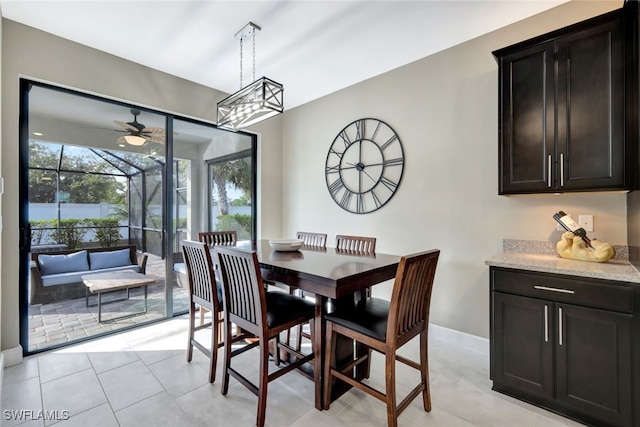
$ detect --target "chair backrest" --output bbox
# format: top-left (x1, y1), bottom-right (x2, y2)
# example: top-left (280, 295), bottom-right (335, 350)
top-left (198, 230), bottom-right (238, 246)
top-left (213, 246), bottom-right (266, 337)
top-left (335, 234), bottom-right (376, 252)
top-left (386, 249), bottom-right (440, 346)
top-left (296, 231), bottom-right (327, 248)
top-left (181, 240), bottom-right (218, 311)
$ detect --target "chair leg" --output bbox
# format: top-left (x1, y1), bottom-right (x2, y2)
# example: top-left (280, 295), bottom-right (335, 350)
top-left (208, 308), bottom-right (218, 383)
top-left (221, 319), bottom-right (233, 396)
top-left (420, 329), bottom-right (432, 412)
top-left (273, 336), bottom-right (281, 366)
top-left (256, 335), bottom-right (270, 427)
top-left (186, 303), bottom-right (195, 362)
top-left (199, 305), bottom-right (206, 325)
top-left (322, 322), bottom-right (336, 410)
top-left (385, 351), bottom-right (398, 427)
top-left (294, 324), bottom-right (302, 351)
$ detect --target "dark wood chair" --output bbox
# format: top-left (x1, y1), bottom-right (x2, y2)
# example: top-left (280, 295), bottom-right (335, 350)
top-left (335, 234), bottom-right (376, 252)
top-left (198, 230), bottom-right (238, 246)
top-left (286, 232), bottom-right (327, 350)
top-left (322, 249), bottom-right (440, 427)
top-left (182, 240), bottom-right (245, 383)
top-left (296, 231), bottom-right (327, 248)
top-left (213, 246), bottom-right (315, 427)
top-left (195, 230), bottom-right (238, 324)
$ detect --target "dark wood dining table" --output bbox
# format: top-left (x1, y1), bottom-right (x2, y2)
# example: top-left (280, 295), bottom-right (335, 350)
top-left (233, 240), bottom-right (401, 410)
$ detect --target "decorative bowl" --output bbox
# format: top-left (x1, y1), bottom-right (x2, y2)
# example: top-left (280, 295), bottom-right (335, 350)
top-left (269, 239), bottom-right (304, 252)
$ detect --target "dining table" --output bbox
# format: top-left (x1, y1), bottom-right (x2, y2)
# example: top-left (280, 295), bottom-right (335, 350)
top-left (232, 239), bottom-right (401, 410)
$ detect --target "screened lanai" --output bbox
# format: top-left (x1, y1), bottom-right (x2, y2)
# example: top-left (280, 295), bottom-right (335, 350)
top-left (29, 141), bottom-right (173, 258)
top-left (21, 81), bottom-right (256, 354)
top-left (27, 140), bottom-right (191, 352)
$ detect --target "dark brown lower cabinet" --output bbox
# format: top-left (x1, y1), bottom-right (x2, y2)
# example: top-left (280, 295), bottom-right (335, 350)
top-left (490, 267), bottom-right (634, 427)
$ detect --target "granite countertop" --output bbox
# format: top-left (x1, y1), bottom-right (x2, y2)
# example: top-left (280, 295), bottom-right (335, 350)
top-left (485, 239), bottom-right (640, 284)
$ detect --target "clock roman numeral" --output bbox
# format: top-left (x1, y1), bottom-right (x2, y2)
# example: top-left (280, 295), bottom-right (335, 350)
top-left (383, 157), bottom-right (403, 167)
top-left (329, 147), bottom-right (344, 158)
top-left (328, 179), bottom-right (344, 196)
top-left (380, 135), bottom-right (398, 151)
top-left (340, 189), bottom-right (354, 209)
top-left (355, 119), bottom-right (365, 141)
top-left (338, 130), bottom-right (351, 148)
top-left (325, 165), bottom-right (340, 174)
top-left (371, 120), bottom-right (382, 141)
top-left (356, 193), bottom-right (365, 213)
top-left (380, 176), bottom-right (398, 192)
top-left (371, 190), bottom-right (382, 208)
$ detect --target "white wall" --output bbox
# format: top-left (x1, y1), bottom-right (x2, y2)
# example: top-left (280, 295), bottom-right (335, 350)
top-left (0, 20), bottom-right (283, 351)
top-left (280, 1), bottom-right (625, 339)
top-left (0, 2), bottom-right (4, 359)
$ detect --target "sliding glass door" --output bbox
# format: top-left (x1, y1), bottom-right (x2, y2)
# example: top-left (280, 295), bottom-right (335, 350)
top-left (19, 80), bottom-right (256, 355)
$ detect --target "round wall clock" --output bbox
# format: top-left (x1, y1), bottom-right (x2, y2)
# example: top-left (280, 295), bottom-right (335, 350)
top-left (325, 118), bottom-right (404, 214)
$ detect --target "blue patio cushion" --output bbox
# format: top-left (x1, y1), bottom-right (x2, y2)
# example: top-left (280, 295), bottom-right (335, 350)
top-left (42, 265), bottom-right (140, 287)
top-left (89, 248), bottom-right (132, 270)
top-left (39, 250), bottom-right (89, 275)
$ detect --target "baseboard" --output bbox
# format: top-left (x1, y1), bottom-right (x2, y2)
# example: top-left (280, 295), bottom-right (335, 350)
top-left (429, 323), bottom-right (489, 357)
top-left (2, 345), bottom-right (23, 367)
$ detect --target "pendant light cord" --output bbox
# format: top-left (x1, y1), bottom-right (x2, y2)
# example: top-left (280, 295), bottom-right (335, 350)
top-left (238, 27), bottom-right (257, 89)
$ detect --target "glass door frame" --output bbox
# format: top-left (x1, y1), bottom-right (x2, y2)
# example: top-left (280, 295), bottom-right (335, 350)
top-left (17, 79), bottom-right (257, 355)
top-left (206, 147), bottom-right (257, 239)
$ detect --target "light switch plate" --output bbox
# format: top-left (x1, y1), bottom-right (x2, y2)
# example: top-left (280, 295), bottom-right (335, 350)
top-left (579, 214), bottom-right (594, 232)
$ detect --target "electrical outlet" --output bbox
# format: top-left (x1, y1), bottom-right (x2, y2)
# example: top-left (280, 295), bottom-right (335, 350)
top-left (579, 214), bottom-right (594, 232)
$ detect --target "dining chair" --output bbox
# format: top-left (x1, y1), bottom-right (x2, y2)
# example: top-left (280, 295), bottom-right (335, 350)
top-left (181, 240), bottom-right (225, 383)
top-left (335, 234), bottom-right (376, 252)
top-left (195, 230), bottom-right (238, 324)
top-left (284, 232), bottom-right (327, 351)
top-left (213, 245), bottom-right (316, 427)
top-left (296, 231), bottom-right (328, 248)
top-left (322, 249), bottom-right (440, 427)
top-left (198, 230), bottom-right (238, 246)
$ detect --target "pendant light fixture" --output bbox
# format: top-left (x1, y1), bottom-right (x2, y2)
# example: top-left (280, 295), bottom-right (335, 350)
top-left (217, 22), bottom-right (284, 131)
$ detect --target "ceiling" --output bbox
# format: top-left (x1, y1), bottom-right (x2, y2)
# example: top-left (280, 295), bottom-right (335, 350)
top-left (0, 0), bottom-right (573, 110)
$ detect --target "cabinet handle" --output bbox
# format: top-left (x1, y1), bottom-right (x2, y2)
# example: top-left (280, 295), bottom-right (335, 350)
top-left (534, 285), bottom-right (575, 294)
top-left (544, 304), bottom-right (549, 343)
top-left (560, 153), bottom-right (564, 187)
top-left (548, 155), bottom-right (552, 187)
top-left (558, 307), bottom-right (563, 346)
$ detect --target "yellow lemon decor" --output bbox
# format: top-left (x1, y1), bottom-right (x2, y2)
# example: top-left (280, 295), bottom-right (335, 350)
top-left (556, 231), bottom-right (616, 263)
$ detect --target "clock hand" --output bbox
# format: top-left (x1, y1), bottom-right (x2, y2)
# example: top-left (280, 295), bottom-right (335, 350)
top-left (346, 162), bottom-right (376, 182)
top-left (361, 169), bottom-right (376, 183)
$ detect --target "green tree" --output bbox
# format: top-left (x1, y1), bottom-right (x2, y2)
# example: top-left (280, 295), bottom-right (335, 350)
top-left (88, 218), bottom-right (122, 247)
top-left (211, 159), bottom-right (251, 215)
top-left (28, 141), bottom-right (127, 204)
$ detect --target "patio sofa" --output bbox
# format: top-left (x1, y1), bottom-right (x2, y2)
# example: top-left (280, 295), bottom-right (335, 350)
top-left (30, 245), bottom-right (148, 305)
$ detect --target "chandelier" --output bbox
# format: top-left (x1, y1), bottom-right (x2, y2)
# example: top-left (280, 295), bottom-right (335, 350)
top-left (217, 22), bottom-right (284, 131)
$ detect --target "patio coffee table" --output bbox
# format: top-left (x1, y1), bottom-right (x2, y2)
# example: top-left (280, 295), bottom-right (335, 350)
top-left (82, 270), bottom-right (156, 323)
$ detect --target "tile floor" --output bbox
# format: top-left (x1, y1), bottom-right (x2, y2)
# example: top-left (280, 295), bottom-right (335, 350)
top-left (2, 316), bottom-right (586, 427)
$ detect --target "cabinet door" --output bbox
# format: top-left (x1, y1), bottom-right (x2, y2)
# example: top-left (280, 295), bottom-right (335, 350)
top-left (556, 303), bottom-right (632, 426)
top-left (556, 18), bottom-right (626, 191)
top-left (498, 43), bottom-right (556, 194)
top-left (492, 292), bottom-right (553, 398)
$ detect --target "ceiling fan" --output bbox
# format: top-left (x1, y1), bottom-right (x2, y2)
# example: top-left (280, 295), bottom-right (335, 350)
top-left (114, 109), bottom-right (165, 146)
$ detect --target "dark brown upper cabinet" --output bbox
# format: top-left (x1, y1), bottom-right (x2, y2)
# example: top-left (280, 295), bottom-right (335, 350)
top-left (493, 5), bottom-right (636, 195)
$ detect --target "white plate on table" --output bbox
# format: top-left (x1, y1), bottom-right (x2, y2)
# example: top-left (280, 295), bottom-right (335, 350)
top-left (269, 239), bottom-right (304, 252)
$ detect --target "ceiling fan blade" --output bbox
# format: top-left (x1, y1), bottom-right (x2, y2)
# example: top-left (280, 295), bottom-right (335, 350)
top-left (114, 120), bottom-right (138, 132)
top-left (146, 135), bottom-right (166, 144)
top-left (116, 135), bottom-right (127, 145)
top-left (141, 127), bottom-right (165, 136)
